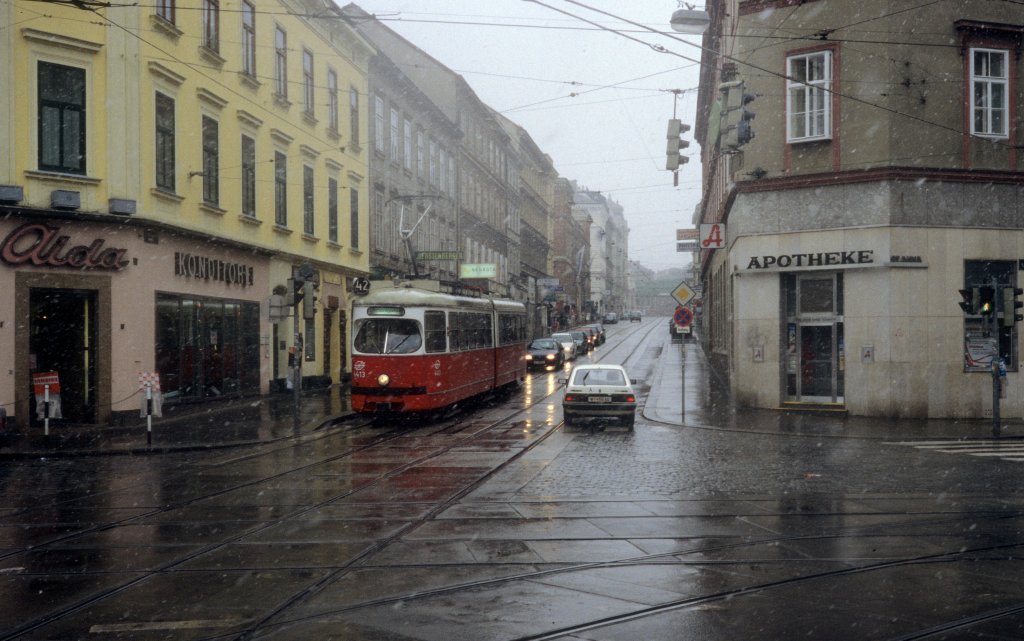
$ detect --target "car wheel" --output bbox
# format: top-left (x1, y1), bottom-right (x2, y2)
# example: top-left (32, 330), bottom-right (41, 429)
top-left (564, 413), bottom-right (574, 427)
top-left (622, 414), bottom-right (635, 429)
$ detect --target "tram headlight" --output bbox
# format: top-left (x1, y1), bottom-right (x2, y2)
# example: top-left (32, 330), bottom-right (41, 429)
top-left (377, 374), bottom-right (391, 387)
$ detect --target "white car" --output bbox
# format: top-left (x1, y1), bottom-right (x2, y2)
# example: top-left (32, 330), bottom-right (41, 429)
top-left (562, 363), bottom-right (638, 429)
top-left (550, 332), bottom-right (578, 361)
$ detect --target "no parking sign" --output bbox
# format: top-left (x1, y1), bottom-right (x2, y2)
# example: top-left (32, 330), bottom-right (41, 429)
top-left (674, 306), bottom-right (693, 328)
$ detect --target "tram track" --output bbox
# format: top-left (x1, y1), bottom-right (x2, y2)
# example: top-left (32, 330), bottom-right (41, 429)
top-left (226, 504), bottom-right (1024, 640)
top-left (1, 325), bottom-right (653, 639)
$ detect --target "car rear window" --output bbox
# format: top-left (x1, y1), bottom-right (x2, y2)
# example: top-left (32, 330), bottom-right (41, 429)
top-left (572, 369), bottom-right (626, 386)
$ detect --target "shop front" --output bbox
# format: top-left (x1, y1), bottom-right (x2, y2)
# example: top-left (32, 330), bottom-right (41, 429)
top-left (0, 216), bottom-right (271, 430)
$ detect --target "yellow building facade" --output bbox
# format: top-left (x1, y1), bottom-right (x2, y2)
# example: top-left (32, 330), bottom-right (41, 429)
top-left (0, 1), bottom-right (372, 429)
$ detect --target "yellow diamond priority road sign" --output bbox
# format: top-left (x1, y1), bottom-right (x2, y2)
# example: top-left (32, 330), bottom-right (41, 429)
top-left (671, 281), bottom-right (696, 307)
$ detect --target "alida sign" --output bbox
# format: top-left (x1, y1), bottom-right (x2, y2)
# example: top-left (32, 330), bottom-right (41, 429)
top-left (1, 223), bottom-right (130, 271)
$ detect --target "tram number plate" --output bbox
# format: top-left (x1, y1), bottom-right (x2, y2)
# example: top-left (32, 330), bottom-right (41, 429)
top-left (587, 396), bottom-right (611, 403)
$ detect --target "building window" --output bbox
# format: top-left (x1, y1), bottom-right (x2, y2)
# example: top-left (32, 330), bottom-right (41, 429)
top-left (241, 135), bottom-right (256, 218)
top-left (302, 50), bottom-right (314, 116)
top-left (787, 50), bottom-right (832, 142)
top-left (327, 69), bottom-right (338, 131)
top-left (156, 0), bottom-right (175, 23)
top-left (274, 27), bottom-right (287, 98)
top-left (303, 165), bottom-right (314, 235)
top-left (202, 0), bottom-right (219, 52)
top-left (155, 92), bottom-right (175, 192)
top-left (38, 62), bottom-right (86, 175)
top-left (964, 261), bottom-right (1019, 371)
top-left (429, 139), bottom-right (438, 186)
top-left (349, 86), bottom-right (360, 147)
top-left (350, 187), bottom-right (360, 249)
top-left (389, 108), bottom-right (400, 162)
top-left (202, 116), bottom-right (219, 205)
top-left (416, 130), bottom-right (425, 178)
top-left (374, 94), bottom-right (385, 154)
top-left (241, 1), bottom-right (256, 77)
top-left (372, 186), bottom-right (384, 254)
top-left (274, 151), bottom-right (287, 226)
top-left (403, 117), bottom-right (413, 172)
top-left (970, 48), bottom-right (1009, 138)
top-left (328, 177), bottom-right (338, 243)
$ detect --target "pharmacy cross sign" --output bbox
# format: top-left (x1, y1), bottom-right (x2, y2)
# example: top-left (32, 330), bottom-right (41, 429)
top-left (671, 281), bottom-right (696, 307)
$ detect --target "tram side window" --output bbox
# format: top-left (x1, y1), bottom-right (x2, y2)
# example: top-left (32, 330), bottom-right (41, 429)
top-left (353, 318), bottom-right (422, 354)
top-left (424, 311), bottom-right (447, 353)
top-left (498, 313), bottom-right (525, 345)
top-left (450, 312), bottom-right (491, 350)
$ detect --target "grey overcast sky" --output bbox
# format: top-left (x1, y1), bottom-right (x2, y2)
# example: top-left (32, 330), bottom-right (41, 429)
top-left (347, 1), bottom-right (705, 273)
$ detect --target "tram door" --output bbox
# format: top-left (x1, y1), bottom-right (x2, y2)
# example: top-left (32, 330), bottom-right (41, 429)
top-left (785, 273), bottom-right (844, 403)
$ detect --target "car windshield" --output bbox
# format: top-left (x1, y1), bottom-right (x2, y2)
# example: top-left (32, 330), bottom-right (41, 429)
top-left (551, 334), bottom-right (573, 342)
top-left (572, 368), bottom-right (625, 386)
top-left (530, 339), bottom-right (558, 350)
top-left (353, 318), bottom-right (423, 355)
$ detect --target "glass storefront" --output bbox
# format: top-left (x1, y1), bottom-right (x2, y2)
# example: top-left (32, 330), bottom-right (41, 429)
top-left (155, 293), bottom-right (260, 400)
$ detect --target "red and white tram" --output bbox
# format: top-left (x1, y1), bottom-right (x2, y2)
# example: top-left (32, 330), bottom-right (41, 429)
top-left (349, 281), bottom-right (528, 414)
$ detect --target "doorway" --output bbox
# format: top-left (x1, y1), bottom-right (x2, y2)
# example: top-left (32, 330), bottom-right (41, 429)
top-left (784, 273), bottom-right (845, 403)
top-left (29, 288), bottom-right (98, 424)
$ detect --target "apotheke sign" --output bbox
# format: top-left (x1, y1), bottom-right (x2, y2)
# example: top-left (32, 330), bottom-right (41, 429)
top-left (746, 250), bottom-right (874, 270)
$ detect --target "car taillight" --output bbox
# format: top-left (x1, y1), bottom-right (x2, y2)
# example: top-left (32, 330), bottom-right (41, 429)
top-left (564, 394), bottom-right (576, 402)
top-left (626, 395), bottom-right (636, 402)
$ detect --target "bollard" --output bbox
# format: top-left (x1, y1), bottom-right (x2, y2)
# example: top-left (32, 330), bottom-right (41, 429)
top-left (43, 384), bottom-right (51, 441)
top-left (145, 382), bottom-right (153, 445)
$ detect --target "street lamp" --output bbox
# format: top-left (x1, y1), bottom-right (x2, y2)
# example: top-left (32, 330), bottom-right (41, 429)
top-left (670, 6), bottom-right (710, 34)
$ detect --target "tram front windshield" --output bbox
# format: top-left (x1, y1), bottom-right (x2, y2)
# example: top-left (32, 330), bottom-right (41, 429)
top-left (354, 318), bottom-right (423, 354)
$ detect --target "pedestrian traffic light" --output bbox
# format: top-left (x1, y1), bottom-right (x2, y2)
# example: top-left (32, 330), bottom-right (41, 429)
top-left (1002, 287), bottom-right (1024, 326)
top-left (979, 286), bottom-right (996, 316)
top-left (666, 119), bottom-right (691, 171)
top-left (958, 287), bottom-right (979, 315)
top-left (302, 281), bottom-right (317, 319)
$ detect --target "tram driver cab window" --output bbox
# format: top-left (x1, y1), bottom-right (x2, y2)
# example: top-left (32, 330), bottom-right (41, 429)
top-left (354, 318), bottom-right (422, 354)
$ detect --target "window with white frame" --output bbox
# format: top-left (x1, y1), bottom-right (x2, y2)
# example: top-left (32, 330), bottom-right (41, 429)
top-left (241, 2), bottom-right (255, 76)
top-left (374, 94), bottom-right (385, 154)
top-left (349, 87), bottom-right (360, 147)
top-left (274, 27), bottom-right (287, 98)
top-left (403, 118), bottom-right (413, 172)
top-left (787, 50), bottom-right (832, 142)
top-left (156, 0), bottom-right (175, 24)
top-left (970, 48), bottom-right (1008, 138)
top-left (327, 69), bottom-right (338, 131)
top-left (302, 50), bottom-right (314, 116)
top-left (389, 107), bottom-right (400, 162)
top-left (202, 0), bottom-right (219, 52)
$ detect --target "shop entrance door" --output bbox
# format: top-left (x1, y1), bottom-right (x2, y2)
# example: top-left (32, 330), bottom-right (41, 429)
top-left (784, 273), bottom-right (844, 404)
top-left (29, 288), bottom-right (97, 424)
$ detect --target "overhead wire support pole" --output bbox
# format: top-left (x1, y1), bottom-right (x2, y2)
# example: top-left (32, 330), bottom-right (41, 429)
top-left (386, 194), bottom-right (449, 279)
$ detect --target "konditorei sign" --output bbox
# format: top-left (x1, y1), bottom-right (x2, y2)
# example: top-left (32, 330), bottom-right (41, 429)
top-left (1, 222), bottom-right (130, 270)
top-left (175, 252), bottom-right (254, 287)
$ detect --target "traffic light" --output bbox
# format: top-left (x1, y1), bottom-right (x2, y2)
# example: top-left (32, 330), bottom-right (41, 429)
top-left (302, 281), bottom-right (317, 319)
top-left (286, 277), bottom-right (303, 307)
top-left (719, 80), bottom-right (756, 150)
top-left (979, 286), bottom-right (996, 316)
top-left (666, 119), bottom-right (691, 171)
top-left (958, 288), bottom-right (979, 315)
top-left (1002, 287), bottom-right (1024, 326)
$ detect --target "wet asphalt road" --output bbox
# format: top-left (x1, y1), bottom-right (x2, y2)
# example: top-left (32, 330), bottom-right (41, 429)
top-left (2, 320), bottom-right (1024, 640)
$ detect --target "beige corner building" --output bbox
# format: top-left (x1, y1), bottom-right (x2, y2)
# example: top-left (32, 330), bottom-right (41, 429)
top-left (695, 0), bottom-right (1023, 418)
